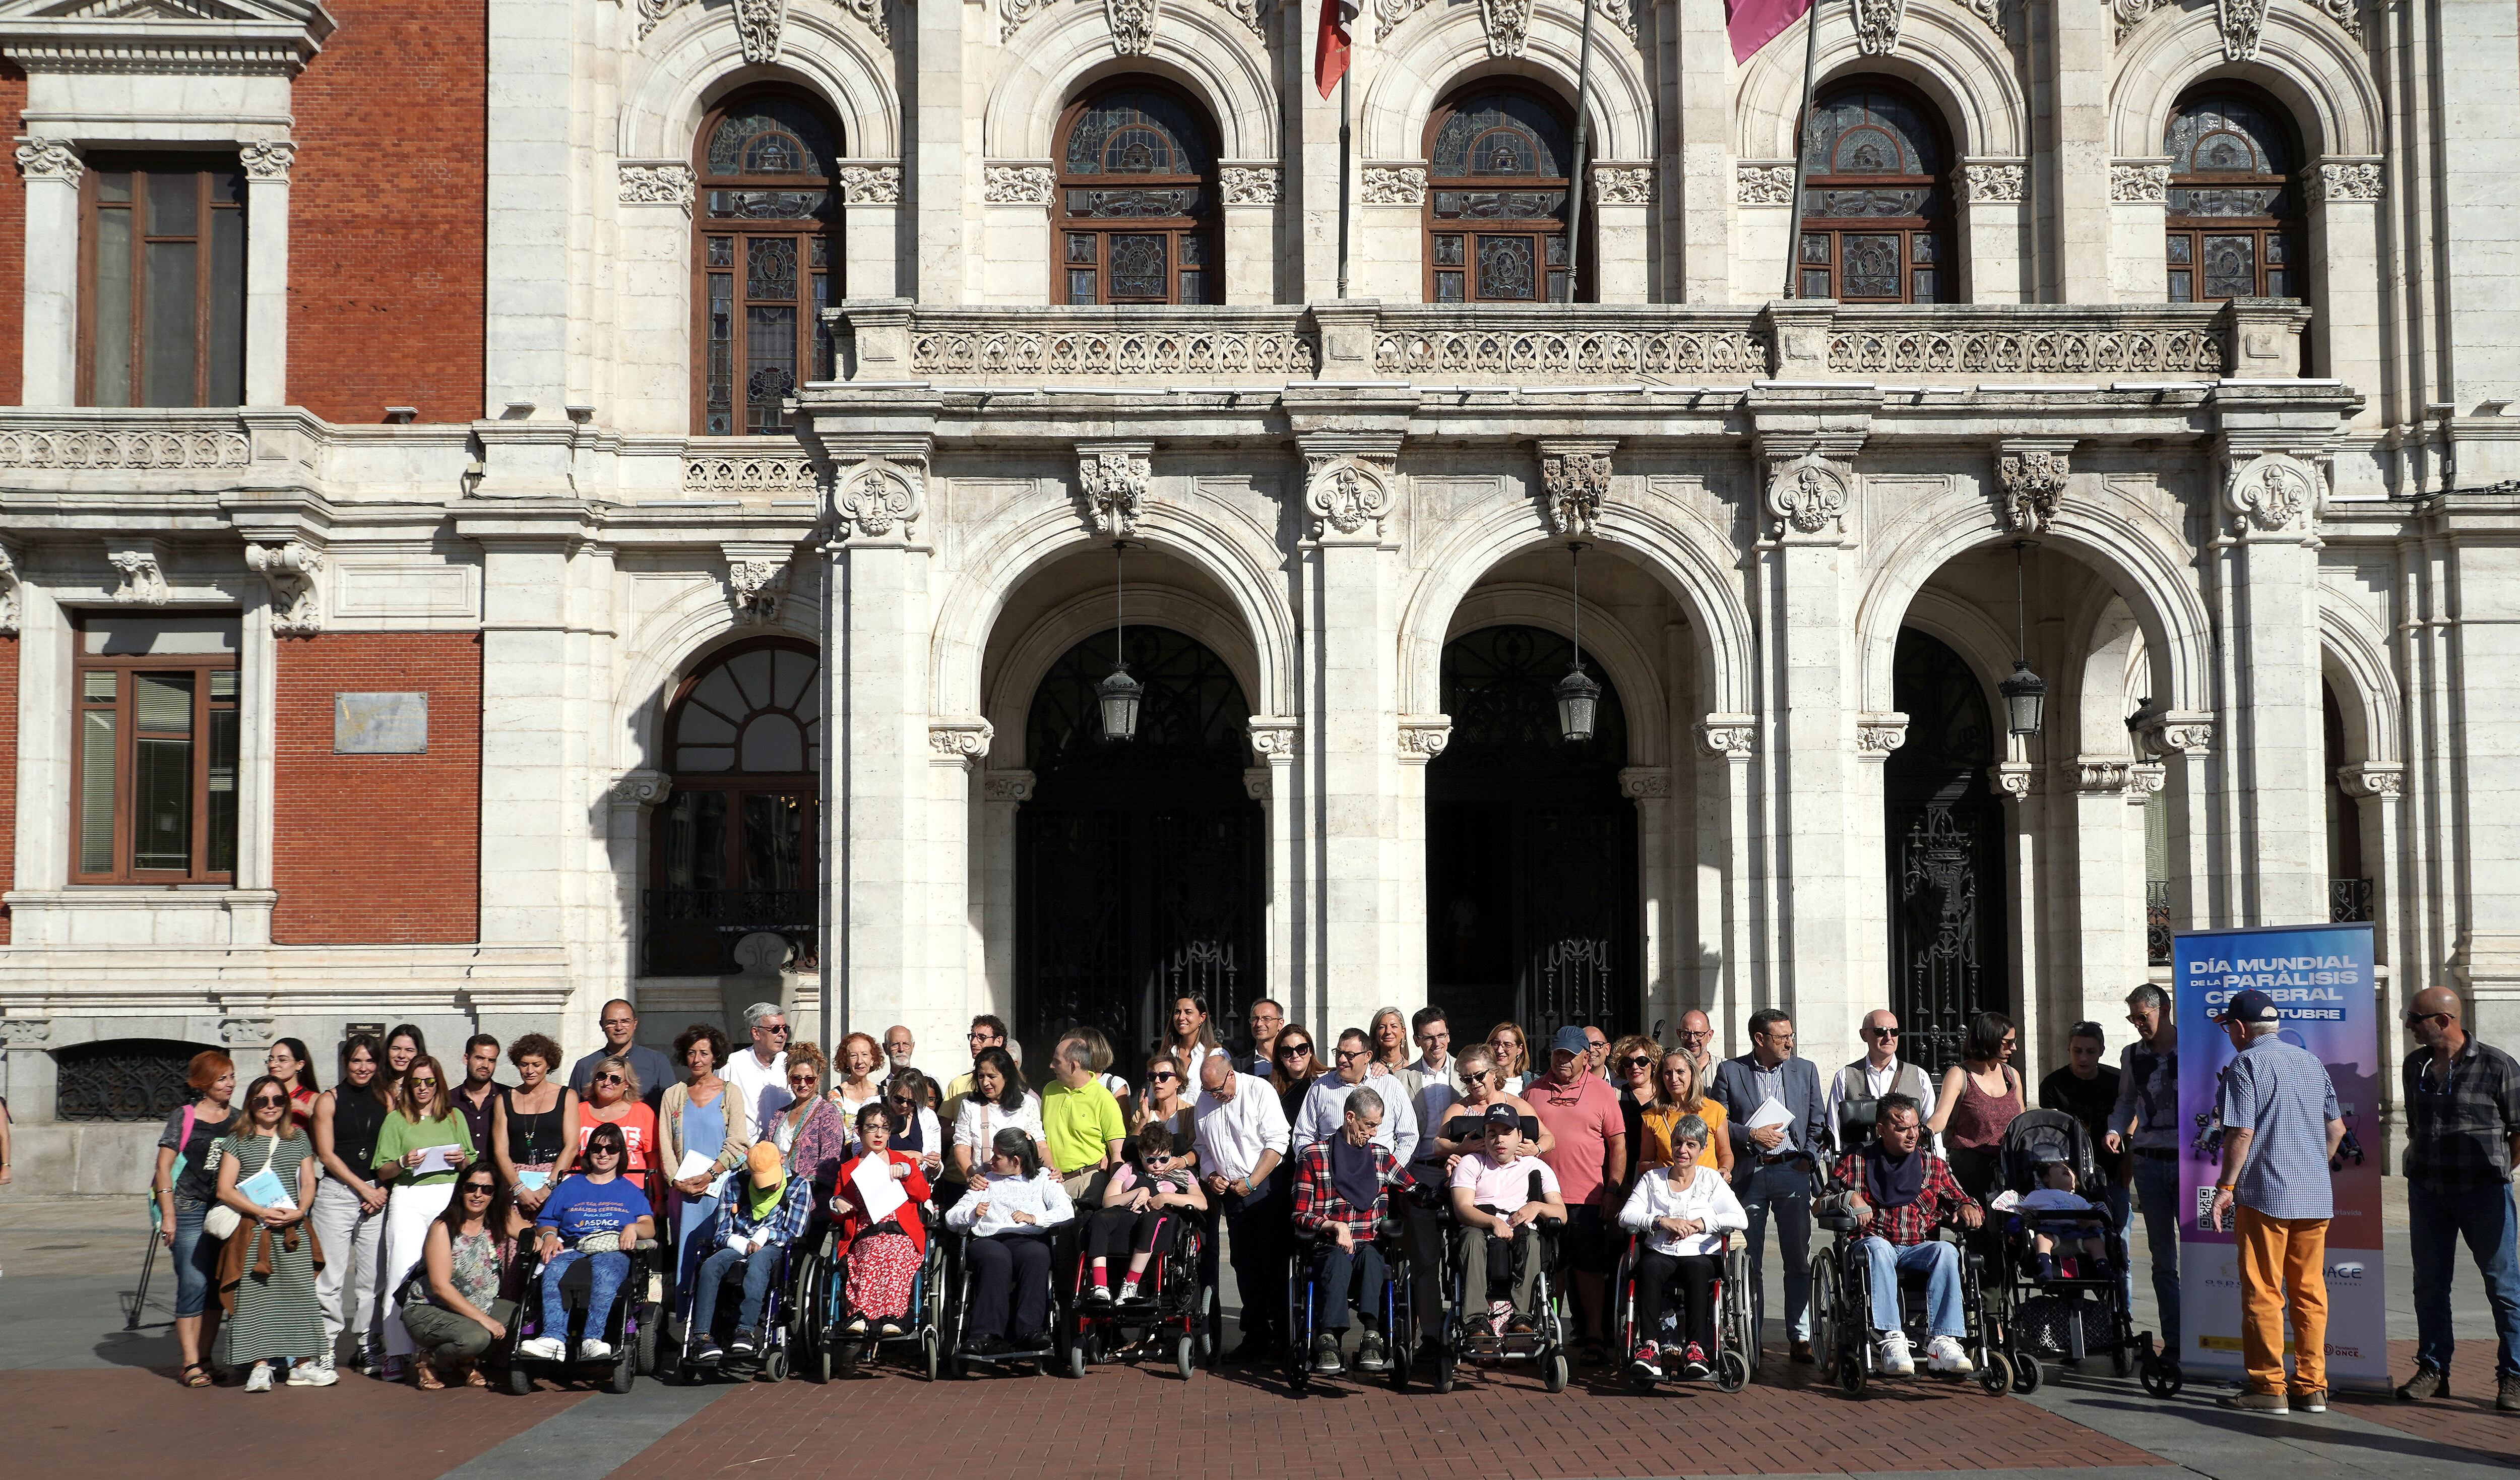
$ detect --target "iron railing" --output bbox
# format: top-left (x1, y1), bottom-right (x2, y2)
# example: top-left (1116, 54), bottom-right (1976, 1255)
top-left (2145, 880), bottom-right (2172, 967)
top-left (642, 888), bottom-right (817, 976)
top-left (2330, 877), bottom-right (2374, 923)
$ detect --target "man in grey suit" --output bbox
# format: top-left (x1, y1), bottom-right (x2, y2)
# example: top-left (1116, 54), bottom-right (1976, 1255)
top-left (1711, 1007), bottom-right (1830, 1363)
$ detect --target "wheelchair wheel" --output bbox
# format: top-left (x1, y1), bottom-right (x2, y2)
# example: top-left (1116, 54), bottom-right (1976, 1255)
top-left (1980, 1350), bottom-right (2014, 1396)
top-left (1807, 1252), bottom-right (1840, 1374)
top-left (2011, 1349), bottom-right (2043, 1394)
top-left (1432, 1348), bottom-right (1456, 1393)
top-left (1838, 1342), bottom-right (1867, 1397)
top-left (504, 1361), bottom-right (534, 1396)
top-left (1065, 1335), bottom-right (1088, 1380)
top-left (762, 1347), bottom-right (790, 1384)
top-left (608, 1348), bottom-right (637, 1395)
top-left (924, 1330), bottom-right (941, 1382)
top-left (2139, 1354), bottom-right (2183, 1398)
top-left (1543, 1350), bottom-right (1569, 1393)
top-left (1389, 1336), bottom-right (1412, 1392)
top-left (1174, 1333), bottom-right (1196, 1382)
top-left (1716, 1348), bottom-right (1750, 1394)
top-left (2111, 1340), bottom-right (2135, 1379)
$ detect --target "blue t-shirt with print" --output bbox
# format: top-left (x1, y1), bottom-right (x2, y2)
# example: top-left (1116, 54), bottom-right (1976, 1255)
top-left (537, 1175), bottom-right (652, 1245)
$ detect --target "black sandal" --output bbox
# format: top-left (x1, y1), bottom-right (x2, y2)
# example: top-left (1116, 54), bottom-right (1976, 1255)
top-left (179, 1363), bottom-right (212, 1388)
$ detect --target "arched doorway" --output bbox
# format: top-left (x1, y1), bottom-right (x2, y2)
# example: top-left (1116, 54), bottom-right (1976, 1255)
top-left (1016, 626), bottom-right (1260, 1060)
top-left (1426, 625), bottom-right (1637, 1043)
top-left (646, 638), bottom-right (821, 975)
top-left (1883, 628), bottom-right (2006, 1072)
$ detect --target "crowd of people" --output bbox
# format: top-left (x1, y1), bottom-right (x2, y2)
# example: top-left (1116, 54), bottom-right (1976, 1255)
top-left (140, 983), bottom-right (2519, 1413)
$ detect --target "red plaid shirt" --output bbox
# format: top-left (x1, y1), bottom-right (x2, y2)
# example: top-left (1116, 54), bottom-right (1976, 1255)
top-left (1292, 1139), bottom-right (1413, 1241)
top-left (1830, 1150), bottom-right (1978, 1247)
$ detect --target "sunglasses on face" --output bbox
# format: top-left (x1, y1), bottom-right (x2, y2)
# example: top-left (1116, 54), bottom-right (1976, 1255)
top-left (253, 1094), bottom-right (287, 1107)
top-left (968, 1031), bottom-right (997, 1043)
top-left (408, 1076), bottom-right (438, 1087)
top-left (1867, 1027), bottom-right (1900, 1038)
top-left (1618, 1055), bottom-right (1653, 1069)
top-left (589, 1144), bottom-right (620, 1156)
top-left (789, 1077), bottom-right (818, 1089)
top-left (1335, 1048), bottom-right (1368, 1061)
top-left (596, 1073), bottom-right (625, 1085)
top-left (1150, 1071), bottom-right (1178, 1083)
top-left (461, 1183), bottom-right (496, 1197)
top-left (1281, 1044), bottom-right (1312, 1057)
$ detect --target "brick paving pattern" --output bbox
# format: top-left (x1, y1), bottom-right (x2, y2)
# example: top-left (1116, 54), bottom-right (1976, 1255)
top-left (2337, 1339), bottom-right (2517, 1468)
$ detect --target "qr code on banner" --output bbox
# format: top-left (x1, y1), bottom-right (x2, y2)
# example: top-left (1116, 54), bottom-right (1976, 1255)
top-left (2195, 1185), bottom-right (2220, 1224)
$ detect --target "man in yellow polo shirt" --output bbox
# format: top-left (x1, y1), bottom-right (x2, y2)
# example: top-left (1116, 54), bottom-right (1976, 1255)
top-left (1042, 1035), bottom-right (1127, 1198)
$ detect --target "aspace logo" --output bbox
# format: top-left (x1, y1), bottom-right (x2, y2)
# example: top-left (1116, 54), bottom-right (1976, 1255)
top-left (2328, 1261), bottom-right (2365, 1282)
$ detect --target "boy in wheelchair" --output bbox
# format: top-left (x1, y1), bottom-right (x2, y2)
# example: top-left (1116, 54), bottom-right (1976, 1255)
top-left (1993, 1159), bottom-right (2112, 1282)
top-left (1291, 1087), bottom-right (1415, 1375)
top-left (518, 1124), bottom-right (655, 1363)
top-left (1447, 1102), bottom-right (1567, 1344)
top-left (1820, 1092), bottom-right (1982, 1377)
top-left (688, 1142), bottom-right (815, 1365)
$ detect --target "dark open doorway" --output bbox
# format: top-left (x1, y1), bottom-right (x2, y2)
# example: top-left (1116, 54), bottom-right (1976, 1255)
top-left (1883, 627), bottom-right (2009, 1073)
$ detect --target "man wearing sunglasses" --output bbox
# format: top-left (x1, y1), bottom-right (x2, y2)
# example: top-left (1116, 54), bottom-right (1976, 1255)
top-left (2396, 985), bottom-right (2520, 1410)
top-left (1291, 1029), bottom-right (1421, 1164)
top-left (723, 1002), bottom-right (792, 1139)
top-left (1821, 1010), bottom-right (1937, 1155)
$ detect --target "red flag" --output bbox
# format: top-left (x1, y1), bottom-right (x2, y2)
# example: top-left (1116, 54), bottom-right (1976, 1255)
top-left (1725, 0), bottom-right (1811, 64)
top-left (1314, 0), bottom-right (1357, 98)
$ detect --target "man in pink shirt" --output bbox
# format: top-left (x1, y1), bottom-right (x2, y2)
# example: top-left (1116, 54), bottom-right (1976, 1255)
top-left (1526, 1025), bottom-right (1628, 1362)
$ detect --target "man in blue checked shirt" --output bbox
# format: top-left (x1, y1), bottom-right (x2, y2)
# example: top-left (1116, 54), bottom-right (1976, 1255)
top-left (688, 1141), bottom-right (816, 1364)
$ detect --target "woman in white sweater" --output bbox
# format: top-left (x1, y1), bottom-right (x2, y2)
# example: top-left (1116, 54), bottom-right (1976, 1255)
top-left (946, 1127), bottom-right (1075, 1354)
top-left (1615, 1114), bottom-right (1747, 1382)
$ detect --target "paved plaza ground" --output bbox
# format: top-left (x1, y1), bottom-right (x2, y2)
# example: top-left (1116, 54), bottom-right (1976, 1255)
top-left (2, 1179), bottom-right (2508, 1480)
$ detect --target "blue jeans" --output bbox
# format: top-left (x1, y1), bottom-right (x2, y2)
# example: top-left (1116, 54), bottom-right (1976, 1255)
top-left (540, 1249), bottom-right (628, 1343)
top-left (1740, 1160), bottom-right (1813, 1340)
top-left (2409, 1181), bottom-right (2520, 1379)
top-left (695, 1245), bottom-right (781, 1337)
top-left (2102, 1179), bottom-right (2134, 1312)
top-left (1859, 1237), bottom-right (1965, 1339)
top-left (1311, 1241), bottom-right (1387, 1333)
top-left (169, 1202), bottom-right (221, 1319)
top-left (2133, 1154), bottom-right (2181, 1355)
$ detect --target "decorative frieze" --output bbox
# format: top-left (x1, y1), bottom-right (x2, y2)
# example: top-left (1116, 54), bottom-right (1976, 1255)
top-left (929, 718), bottom-right (996, 763)
top-left (682, 451), bottom-right (820, 497)
top-left (239, 140), bottom-right (297, 181)
top-left (841, 164), bottom-right (902, 205)
top-left (108, 544), bottom-right (169, 606)
top-left (2109, 163), bottom-right (2170, 203)
top-left (834, 461), bottom-right (924, 540)
top-left (1852, 0), bottom-right (1905, 54)
top-left (1398, 718), bottom-right (1452, 763)
top-left (1220, 166), bottom-right (1280, 207)
top-left (1591, 165), bottom-right (1651, 206)
top-left (1380, 325), bottom-right (1768, 379)
top-left (13, 137), bottom-right (80, 183)
top-left (2310, 160), bottom-right (2384, 203)
top-left (244, 540), bottom-right (324, 637)
top-left (983, 164), bottom-right (1056, 205)
top-left (1696, 715), bottom-right (1756, 758)
top-left (1536, 443), bottom-right (1614, 538)
top-left (1736, 164), bottom-right (1795, 206)
top-left (1076, 444), bottom-right (1153, 537)
top-left (1766, 452), bottom-right (1852, 537)
top-left (1106, 0), bottom-right (1157, 53)
top-left (913, 322), bottom-right (1317, 377)
top-left (619, 161), bottom-right (697, 213)
top-left (1828, 322), bottom-right (2221, 376)
top-left (0, 423), bottom-right (250, 470)
top-left (1995, 445), bottom-right (2071, 535)
top-left (2224, 451), bottom-right (2318, 533)
top-left (1961, 162), bottom-right (2026, 204)
top-left (1362, 166), bottom-right (1427, 207)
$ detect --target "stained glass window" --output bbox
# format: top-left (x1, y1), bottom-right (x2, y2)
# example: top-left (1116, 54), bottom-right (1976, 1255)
top-left (1055, 85), bottom-right (1220, 304)
top-left (652, 639), bottom-right (822, 976)
top-left (696, 91), bottom-right (843, 435)
top-left (1794, 83), bottom-right (1952, 304)
top-left (1425, 87), bottom-right (1579, 303)
top-left (2164, 91), bottom-right (2300, 304)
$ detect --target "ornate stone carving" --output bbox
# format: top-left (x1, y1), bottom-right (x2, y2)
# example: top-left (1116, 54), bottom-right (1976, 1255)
top-left (1538, 447), bottom-right (1613, 538)
top-left (2217, 0), bottom-right (2267, 59)
top-left (1696, 715), bottom-right (1756, 758)
top-left (841, 165), bottom-right (902, 205)
top-left (0, 541), bottom-right (19, 637)
top-left (725, 552), bottom-right (791, 625)
top-left (1996, 447), bottom-right (2071, 534)
top-left (998, 0), bottom-right (1043, 39)
top-left (0, 424), bottom-right (249, 469)
top-left (683, 452), bottom-right (819, 496)
top-left (984, 769), bottom-right (1037, 803)
top-left (2111, 0), bottom-right (2165, 44)
top-left (1618, 767), bottom-right (1672, 799)
top-left (835, 463), bottom-right (923, 539)
top-left (1990, 763), bottom-right (2042, 798)
top-left (1076, 446), bottom-right (1152, 536)
top-left (1303, 458), bottom-right (1393, 539)
top-left (619, 161), bottom-right (697, 212)
top-left (219, 1017), bottom-right (276, 1049)
top-left (0, 1017), bottom-right (50, 1046)
top-left (983, 165), bottom-right (1056, 205)
top-left (637, 0), bottom-right (689, 40)
top-left (1398, 718), bottom-right (1452, 762)
top-left (13, 137), bottom-right (80, 183)
top-left (1220, 166), bottom-right (1280, 206)
top-left (1736, 164), bottom-right (1795, 206)
top-left (108, 546), bottom-right (169, 606)
top-left (1106, 0), bottom-right (1157, 53)
top-left (2311, 161), bottom-right (2384, 203)
top-left (2224, 451), bottom-right (2318, 533)
top-left (734, 0), bottom-right (788, 63)
top-left (245, 540), bottom-right (323, 637)
top-left (2134, 711), bottom-right (2215, 758)
top-left (1591, 166), bottom-right (1651, 206)
top-left (929, 719), bottom-right (996, 762)
top-left (2109, 163), bottom-right (2170, 203)
top-left (2338, 763), bottom-right (2403, 798)
top-left (2124, 763), bottom-right (2166, 799)
top-left (1214, 0), bottom-right (1267, 35)
top-left (1852, 0), bottom-right (1904, 54)
top-left (1856, 714), bottom-right (1909, 756)
top-left (915, 321), bottom-right (1316, 377)
top-left (609, 769), bottom-right (672, 805)
top-left (1965, 0), bottom-right (2004, 40)
top-left (1362, 166), bottom-right (1427, 206)
top-left (2311, 0), bottom-right (2361, 41)
top-left (1384, 325), bottom-right (1768, 378)
top-left (1479, 0), bottom-right (1532, 56)
top-left (1247, 718), bottom-right (1301, 760)
top-left (1243, 767), bottom-right (1271, 801)
top-left (1962, 162), bottom-right (2025, 204)
top-left (1828, 322), bottom-right (2220, 376)
top-left (239, 140), bottom-right (297, 180)
top-left (1766, 453), bottom-right (1851, 537)
top-left (2076, 759), bottom-right (2132, 793)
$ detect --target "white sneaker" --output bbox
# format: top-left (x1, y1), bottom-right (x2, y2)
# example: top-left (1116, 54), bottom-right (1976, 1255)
top-left (287, 1362), bottom-right (338, 1387)
top-left (1926, 1335), bottom-right (1974, 1374)
top-left (244, 1363), bottom-right (275, 1393)
top-left (577, 1339), bottom-right (612, 1362)
top-left (1877, 1332), bottom-right (1915, 1376)
top-left (516, 1335), bottom-right (568, 1361)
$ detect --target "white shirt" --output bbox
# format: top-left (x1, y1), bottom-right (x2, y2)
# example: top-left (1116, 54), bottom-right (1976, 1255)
top-left (943, 1168), bottom-right (1075, 1238)
top-left (1191, 1073), bottom-right (1290, 1183)
top-left (1617, 1161), bottom-right (1748, 1257)
top-left (1291, 1072), bottom-right (1420, 1164)
top-left (1821, 1057), bottom-right (1939, 1153)
top-left (953, 1090), bottom-right (1046, 1169)
top-left (1408, 1055), bottom-right (1465, 1159)
top-left (1166, 1043), bottom-right (1218, 1081)
top-left (723, 1047), bottom-right (790, 1139)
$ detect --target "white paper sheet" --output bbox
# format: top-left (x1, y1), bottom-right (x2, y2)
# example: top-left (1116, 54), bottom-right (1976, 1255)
top-left (850, 1154), bottom-right (908, 1224)
top-left (1744, 1096), bottom-right (1794, 1131)
top-left (674, 1149), bottom-right (715, 1183)
top-left (516, 1169), bottom-right (550, 1192)
top-left (412, 1144), bottom-right (461, 1176)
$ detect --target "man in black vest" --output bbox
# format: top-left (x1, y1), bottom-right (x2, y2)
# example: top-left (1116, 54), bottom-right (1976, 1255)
top-left (1822, 1010), bottom-right (1937, 1154)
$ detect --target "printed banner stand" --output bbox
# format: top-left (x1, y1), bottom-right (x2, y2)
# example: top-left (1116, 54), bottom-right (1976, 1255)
top-left (2173, 921), bottom-right (2388, 1390)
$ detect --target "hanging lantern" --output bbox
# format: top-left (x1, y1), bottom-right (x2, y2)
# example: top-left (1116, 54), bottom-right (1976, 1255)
top-left (1099, 540), bottom-right (1140, 743)
top-left (2002, 539), bottom-right (2045, 738)
top-left (1556, 665), bottom-right (1602, 744)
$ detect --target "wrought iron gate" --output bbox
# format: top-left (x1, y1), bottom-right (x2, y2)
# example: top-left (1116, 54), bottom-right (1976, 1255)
top-left (1883, 628), bottom-right (2007, 1074)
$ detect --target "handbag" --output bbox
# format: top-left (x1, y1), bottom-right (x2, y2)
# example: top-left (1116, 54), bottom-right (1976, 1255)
top-left (203, 1134), bottom-right (285, 1241)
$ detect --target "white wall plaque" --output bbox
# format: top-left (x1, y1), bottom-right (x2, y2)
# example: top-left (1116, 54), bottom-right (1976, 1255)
top-left (334, 692), bottom-right (428, 754)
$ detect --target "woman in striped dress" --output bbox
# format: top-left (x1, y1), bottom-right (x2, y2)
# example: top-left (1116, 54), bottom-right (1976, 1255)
top-left (213, 1074), bottom-right (329, 1390)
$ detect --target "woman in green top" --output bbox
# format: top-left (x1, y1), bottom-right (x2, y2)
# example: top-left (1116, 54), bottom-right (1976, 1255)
top-left (213, 1074), bottom-right (327, 1391)
top-left (372, 1054), bottom-right (474, 1379)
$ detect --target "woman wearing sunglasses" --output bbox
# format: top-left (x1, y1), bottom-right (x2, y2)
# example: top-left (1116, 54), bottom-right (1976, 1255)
top-left (577, 1054), bottom-right (660, 1204)
top-left (371, 1053), bottom-right (474, 1381)
top-left (874, 1070), bottom-right (943, 1178)
top-left (402, 1165), bottom-right (522, 1389)
top-left (1126, 1052), bottom-right (1199, 1171)
top-left (212, 1073), bottom-right (327, 1391)
top-left (1640, 1050), bottom-right (1732, 1179)
top-left (1269, 1027), bottom-right (1325, 1124)
top-left (1431, 1047), bottom-right (1555, 1170)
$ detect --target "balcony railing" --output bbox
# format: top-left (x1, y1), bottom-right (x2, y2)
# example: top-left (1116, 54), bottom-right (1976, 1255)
top-left (643, 888), bottom-right (817, 976)
top-left (2330, 877), bottom-right (2374, 923)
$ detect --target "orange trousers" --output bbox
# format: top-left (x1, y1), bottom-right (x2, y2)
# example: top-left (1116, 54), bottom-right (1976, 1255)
top-left (2235, 1205), bottom-right (2329, 1396)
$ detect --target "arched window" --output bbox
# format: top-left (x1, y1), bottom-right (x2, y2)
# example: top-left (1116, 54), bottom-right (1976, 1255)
top-left (648, 639), bottom-right (821, 974)
top-left (1053, 84), bottom-right (1220, 305)
top-left (1796, 83), bottom-right (1954, 303)
top-left (694, 90), bottom-right (843, 436)
top-left (1424, 87), bottom-right (1579, 303)
top-left (2164, 91), bottom-right (2299, 302)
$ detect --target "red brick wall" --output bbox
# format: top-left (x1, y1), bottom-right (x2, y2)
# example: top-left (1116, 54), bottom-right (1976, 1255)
top-left (0, 635), bottom-right (16, 945)
top-left (273, 634), bottom-right (480, 943)
top-left (0, 62), bottom-right (27, 406)
top-left (286, 2), bottom-right (486, 423)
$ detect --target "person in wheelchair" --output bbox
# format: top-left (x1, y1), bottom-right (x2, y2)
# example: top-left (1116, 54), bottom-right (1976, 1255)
top-left (518, 1124), bottom-right (654, 1362)
top-left (1087, 1130), bottom-right (1206, 1306)
top-left (1824, 1093), bottom-right (1982, 1377)
top-left (831, 1103), bottom-right (934, 1338)
top-left (1291, 1086), bottom-right (1415, 1375)
top-left (2000, 1159), bottom-right (2112, 1282)
top-left (946, 1127), bottom-right (1075, 1355)
top-left (1616, 1113), bottom-right (1745, 1381)
top-left (687, 1141), bottom-right (815, 1365)
top-left (1448, 1102), bottom-right (1566, 1342)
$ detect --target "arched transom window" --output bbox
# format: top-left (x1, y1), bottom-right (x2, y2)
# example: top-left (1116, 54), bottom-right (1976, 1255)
top-left (1425, 87), bottom-right (1578, 303)
top-left (2164, 92), bottom-right (2299, 302)
top-left (650, 639), bottom-right (821, 974)
top-left (1054, 85), bottom-right (1220, 305)
top-left (695, 91), bottom-right (843, 436)
top-left (1796, 84), bottom-right (1954, 304)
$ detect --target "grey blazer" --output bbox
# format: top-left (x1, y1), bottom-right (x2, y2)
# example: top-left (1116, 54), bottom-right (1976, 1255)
top-left (1709, 1053), bottom-right (1828, 1186)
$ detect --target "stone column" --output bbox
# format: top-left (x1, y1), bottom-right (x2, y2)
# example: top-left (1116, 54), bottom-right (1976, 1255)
top-left (1695, 715), bottom-right (1757, 1056)
top-left (1990, 762), bottom-right (2047, 1059)
top-left (14, 139), bottom-right (81, 405)
top-left (2069, 759), bottom-right (2144, 1025)
top-left (924, 718), bottom-right (991, 1060)
top-left (978, 769), bottom-right (1034, 1026)
top-left (1959, 160), bottom-right (2029, 302)
top-left (1621, 766), bottom-right (1678, 1033)
top-left (1398, 718), bottom-right (1450, 1010)
top-left (1592, 164), bottom-right (1654, 304)
top-left (239, 140), bottom-right (295, 405)
top-left (911, 0), bottom-right (965, 303)
top-left (1248, 718), bottom-right (1300, 1013)
top-left (2211, 444), bottom-right (2329, 926)
top-left (486, 0), bottom-right (574, 413)
top-left (603, 769), bottom-right (670, 997)
top-left (2107, 161), bottom-right (2170, 303)
top-left (1671, 0), bottom-right (1732, 304)
top-left (1220, 163), bottom-right (1279, 304)
top-left (2339, 761), bottom-right (2406, 1142)
top-left (2038, 0), bottom-right (2112, 301)
top-left (2307, 160), bottom-right (2385, 428)
top-left (841, 161), bottom-right (905, 302)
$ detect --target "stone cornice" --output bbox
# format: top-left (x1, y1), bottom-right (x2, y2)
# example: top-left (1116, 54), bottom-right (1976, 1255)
top-left (0, 0), bottom-right (335, 76)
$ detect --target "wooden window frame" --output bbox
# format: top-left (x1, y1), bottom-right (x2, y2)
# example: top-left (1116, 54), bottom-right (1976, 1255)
top-left (77, 156), bottom-right (247, 408)
top-left (1793, 83), bottom-right (1956, 305)
top-left (2163, 90), bottom-right (2302, 305)
top-left (1051, 81), bottom-right (1222, 307)
top-left (653, 636), bottom-right (822, 896)
top-left (1421, 85), bottom-right (1588, 305)
top-left (71, 623), bottom-right (240, 885)
top-left (691, 89), bottom-right (844, 438)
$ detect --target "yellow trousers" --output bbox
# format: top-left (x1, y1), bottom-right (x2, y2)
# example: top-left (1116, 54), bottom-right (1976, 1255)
top-left (2235, 1205), bottom-right (2329, 1396)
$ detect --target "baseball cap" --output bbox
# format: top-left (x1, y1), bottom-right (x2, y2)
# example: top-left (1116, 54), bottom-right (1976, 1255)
top-left (1549, 1025), bottom-right (1591, 1058)
top-left (2214, 989), bottom-right (2281, 1025)
top-left (746, 1140), bottom-right (785, 1188)
top-left (1482, 1102), bottom-right (1521, 1133)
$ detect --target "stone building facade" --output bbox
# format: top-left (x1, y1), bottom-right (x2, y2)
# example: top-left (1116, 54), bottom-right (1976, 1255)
top-left (2, 0), bottom-right (2515, 1186)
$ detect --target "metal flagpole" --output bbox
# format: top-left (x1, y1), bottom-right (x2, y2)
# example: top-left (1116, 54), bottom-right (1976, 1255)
top-left (1781, 0), bottom-right (1825, 297)
top-left (1338, 67), bottom-right (1353, 297)
top-left (1562, 0), bottom-right (1600, 300)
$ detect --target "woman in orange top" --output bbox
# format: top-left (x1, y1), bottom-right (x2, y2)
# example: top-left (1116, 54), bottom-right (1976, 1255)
top-left (1639, 1050), bottom-right (1732, 1178)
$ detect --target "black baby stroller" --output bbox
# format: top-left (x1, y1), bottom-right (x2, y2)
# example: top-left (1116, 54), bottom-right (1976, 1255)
top-left (1988, 1108), bottom-right (2175, 1395)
